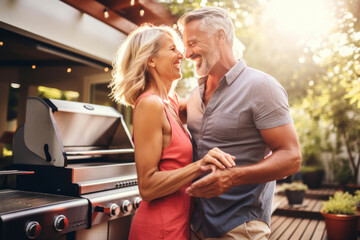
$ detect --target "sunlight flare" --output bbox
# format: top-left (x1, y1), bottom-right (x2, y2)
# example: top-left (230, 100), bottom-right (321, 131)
top-left (264, 0), bottom-right (335, 39)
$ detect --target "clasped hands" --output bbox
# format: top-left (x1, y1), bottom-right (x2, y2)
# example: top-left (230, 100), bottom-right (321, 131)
top-left (187, 148), bottom-right (236, 198)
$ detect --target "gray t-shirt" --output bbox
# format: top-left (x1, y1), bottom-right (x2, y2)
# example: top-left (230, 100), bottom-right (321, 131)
top-left (187, 59), bottom-right (292, 237)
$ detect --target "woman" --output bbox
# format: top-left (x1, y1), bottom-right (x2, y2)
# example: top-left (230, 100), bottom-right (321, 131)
top-left (109, 24), bottom-right (235, 240)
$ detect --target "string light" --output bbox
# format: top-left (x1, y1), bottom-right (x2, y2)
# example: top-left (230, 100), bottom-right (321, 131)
top-left (104, 67), bottom-right (109, 72)
top-left (139, 7), bottom-right (145, 17)
top-left (11, 83), bottom-right (20, 88)
top-left (130, 0), bottom-right (135, 6)
top-left (103, 8), bottom-right (109, 19)
top-left (0, 41), bottom-right (3, 46)
top-left (32, 65), bottom-right (36, 69)
top-left (67, 68), bottom-right (72, 73)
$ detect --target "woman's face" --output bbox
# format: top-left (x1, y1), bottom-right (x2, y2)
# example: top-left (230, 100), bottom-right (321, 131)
top-left (151, 34), bottom-right (184, 81)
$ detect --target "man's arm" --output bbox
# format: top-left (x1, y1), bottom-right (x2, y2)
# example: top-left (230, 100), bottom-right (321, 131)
top-left (185, 123), bottom-right (302, 198)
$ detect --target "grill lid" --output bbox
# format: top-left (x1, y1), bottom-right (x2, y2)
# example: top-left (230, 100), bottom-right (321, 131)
top-left (14, 97), bottom-right (134, 167)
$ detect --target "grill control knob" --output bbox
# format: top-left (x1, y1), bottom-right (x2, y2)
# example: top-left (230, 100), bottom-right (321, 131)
top-left (107, 203), bottom-right (121, 216)
top-left (121, 200), bottom-right (132, 213)
top-left (133, 197), bottom-right (142, 210)
top-left (53, 215), bottom-right (69, 232)
top-left (25, 221), bottom-right (41, 239)
top-left (95, 203), bottom-right (120, 217)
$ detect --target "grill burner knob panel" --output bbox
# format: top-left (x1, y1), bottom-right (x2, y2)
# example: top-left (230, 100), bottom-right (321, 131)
top-left (121, 200), bottom-right (132, 213)
top-left (25, 221), bottom-right (42, 239)
top-left (53, 215), bottom-right (69, 232)
top-left (133, 197), bottom-right (142, 209)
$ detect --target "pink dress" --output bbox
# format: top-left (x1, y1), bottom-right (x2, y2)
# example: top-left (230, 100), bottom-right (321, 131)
top-left (129, 93), bottom-right (193, 240)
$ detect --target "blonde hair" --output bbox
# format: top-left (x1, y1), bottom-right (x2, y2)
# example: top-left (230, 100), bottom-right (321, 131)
top-left (109, 24), bottom-right (183, 106)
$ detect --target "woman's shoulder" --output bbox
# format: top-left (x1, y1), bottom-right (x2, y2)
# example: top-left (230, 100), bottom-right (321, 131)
top-left (135, 93), bottom-right (164, 115)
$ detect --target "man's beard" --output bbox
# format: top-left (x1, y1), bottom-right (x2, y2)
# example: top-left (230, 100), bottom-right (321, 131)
top-left (196, 42), bottom-right (220, 77)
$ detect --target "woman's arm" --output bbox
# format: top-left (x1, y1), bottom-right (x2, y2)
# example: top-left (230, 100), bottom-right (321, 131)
top-left (133, 95), bottom-right (234, 201)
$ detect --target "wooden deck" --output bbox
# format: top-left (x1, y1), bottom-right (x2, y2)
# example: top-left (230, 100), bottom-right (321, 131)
top-left (270, 186), bottom-right (360, 240)
top-left (270, 215), bottom-right (326, 240)
top-left (273, 195), bottom-right (324, 219)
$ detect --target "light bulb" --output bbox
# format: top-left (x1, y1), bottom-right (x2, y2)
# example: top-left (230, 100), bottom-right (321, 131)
top-left (11, 83), bottom-right (20, 88)
top-left (104, 9), bottom-right (109, 19)
top-left (140, 8), bottom-right (145, 17)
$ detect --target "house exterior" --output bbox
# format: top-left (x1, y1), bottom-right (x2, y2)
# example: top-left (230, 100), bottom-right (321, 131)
top-left (0, 0), bottom-right (174, 158)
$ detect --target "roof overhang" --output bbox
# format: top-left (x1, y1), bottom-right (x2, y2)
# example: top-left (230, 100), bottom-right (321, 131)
top-left (60, 0), bottom-right (176, 34)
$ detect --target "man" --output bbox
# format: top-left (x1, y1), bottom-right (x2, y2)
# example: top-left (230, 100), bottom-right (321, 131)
top-left (177, 7), bottom-right (302, 239)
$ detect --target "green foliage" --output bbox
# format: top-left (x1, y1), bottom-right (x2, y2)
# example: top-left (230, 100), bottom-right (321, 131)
top-left (278, 182), bottom-right (308, 192)
top-left (299, 0), bottom-right (360, 183)
top-left (291, 104), bottom-right (324, 168)
top-left (335, 160), bottom-right (354, 185)
top-left (38, 86), bottom-right (79, 101)
top-left (322, 191), bottom-right (357, 215)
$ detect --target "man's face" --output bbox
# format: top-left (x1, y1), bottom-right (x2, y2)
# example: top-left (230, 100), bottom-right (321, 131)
top-left (182, 20), bottom-right (220, 77)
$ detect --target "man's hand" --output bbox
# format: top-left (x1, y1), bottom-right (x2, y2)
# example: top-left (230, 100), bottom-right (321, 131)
top-left (185, 168), bottom-right (235, 198)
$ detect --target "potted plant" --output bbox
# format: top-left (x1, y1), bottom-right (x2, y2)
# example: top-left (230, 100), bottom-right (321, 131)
top-left (278, 182), bottom-right (308, 205)
top-left (321, 191), bottom-right (360, 240)
top-left (300, 136), bottom-right (325, 189)
top-left (301, 165), bottom-right (325, 189)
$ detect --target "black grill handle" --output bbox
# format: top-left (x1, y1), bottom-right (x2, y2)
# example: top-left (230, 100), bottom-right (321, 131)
top-left (44, 144), bottom-right (52, 162)
top-left (42, 98), bottom-right (58, 112)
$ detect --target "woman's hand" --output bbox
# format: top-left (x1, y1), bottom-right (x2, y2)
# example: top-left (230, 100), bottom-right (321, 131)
top-left (198, 148), bottom-right (235, 172)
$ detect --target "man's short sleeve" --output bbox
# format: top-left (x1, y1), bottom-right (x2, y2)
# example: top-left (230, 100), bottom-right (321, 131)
top-left (253, 76), bottom-right (292, 129)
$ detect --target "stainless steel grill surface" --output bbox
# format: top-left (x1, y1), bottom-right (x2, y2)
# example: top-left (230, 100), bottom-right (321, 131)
top-left (3, 97), bottom-right (141, 240)
top-left (0, 189), bottom-right (88, 240)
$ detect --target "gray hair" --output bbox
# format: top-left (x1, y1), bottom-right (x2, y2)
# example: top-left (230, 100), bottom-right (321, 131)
top-left (178, 7), bottom-right (235, 46)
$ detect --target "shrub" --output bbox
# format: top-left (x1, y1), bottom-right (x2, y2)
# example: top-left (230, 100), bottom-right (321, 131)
top-left (321, 191), bottom-right (357, 215)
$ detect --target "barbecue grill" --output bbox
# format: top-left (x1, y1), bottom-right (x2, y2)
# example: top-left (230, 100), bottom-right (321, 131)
top-left (0, 97), bottom-right (141, 240)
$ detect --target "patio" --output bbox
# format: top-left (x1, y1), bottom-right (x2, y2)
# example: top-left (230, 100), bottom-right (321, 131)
top-left (270, 186), bottom-right (360, 239)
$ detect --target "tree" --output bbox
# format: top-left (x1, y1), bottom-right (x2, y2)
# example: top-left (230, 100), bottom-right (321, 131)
top-left (297, 0), bottom-right (360, 183)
